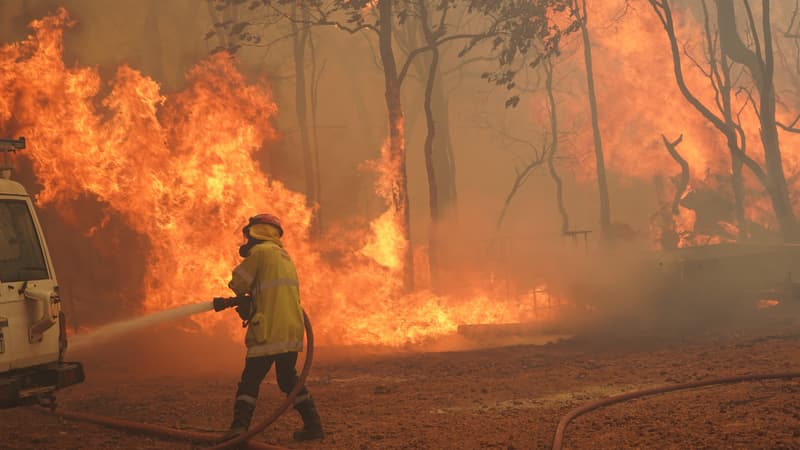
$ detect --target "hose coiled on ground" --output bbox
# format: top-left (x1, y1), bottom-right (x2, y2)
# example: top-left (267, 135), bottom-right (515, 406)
top-left (551, 371), bottom-right (800, 450)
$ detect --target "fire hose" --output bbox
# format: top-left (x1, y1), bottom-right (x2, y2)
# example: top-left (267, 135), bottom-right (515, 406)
top-left (42, 301), bottom-right (315, 450)
top-left (44, 299), bottom-right (800, 449)
top-left (551, 370), bottom-right (800, 450)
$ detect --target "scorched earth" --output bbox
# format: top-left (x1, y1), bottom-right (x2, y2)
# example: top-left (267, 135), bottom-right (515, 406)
top-left (2, 313), bottom-right (800, 450)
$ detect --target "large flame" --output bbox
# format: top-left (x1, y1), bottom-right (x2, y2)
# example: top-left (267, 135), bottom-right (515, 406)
top-left (359, 136), bottom-right (406, 270)
top-left (0, 9), bottom-right (541, 346)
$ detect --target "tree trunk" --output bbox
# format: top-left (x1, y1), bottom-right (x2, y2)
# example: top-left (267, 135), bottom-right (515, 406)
top-left (727, 131), bottom-right (746, 238)
top-left (545, 61), bottom-right (569, 235)
top-left (578, 0), bottom-right (611, 236)
top-left (309, 30), bottom-right (324, 233)
top-left (718, 42), bottom-right (747, 239)
top-left (428, 69), bottom-right (457, 291)
top-left (422, 45), bottom-right (441, 291)
top-left (717, 39), bottom-right (747, 239)
top-left (378, 0), bottom-right (414, 292)
top-left (417, 2), bottom-right (459, 292)
top-left (408, 18), bottom-right (458, 218)
top-left (291, 4), bottom-right (319, 235)
top-left (653, 175), bottom-right (679, 249)
top-left (431, 81), bottom-right (457, 214)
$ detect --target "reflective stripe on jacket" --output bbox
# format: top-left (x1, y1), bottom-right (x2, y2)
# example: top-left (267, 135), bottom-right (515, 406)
top-left (229, 240), bottom-right (304, 357)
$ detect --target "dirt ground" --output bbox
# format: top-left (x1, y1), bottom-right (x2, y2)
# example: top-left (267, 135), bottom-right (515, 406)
top-left (2, 307), bottom-right (800, 450)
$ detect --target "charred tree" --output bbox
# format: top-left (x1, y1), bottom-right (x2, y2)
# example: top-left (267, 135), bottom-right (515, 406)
top-left (291, 4), bottom-right (320, 236)
top-left (653, 175), bottom-right (679, 249)
top-left (432, 82), bottom-right (457, 216)
top-left (545, 59), bottom-right (569, 235)
top-left (396, 11), bottom-right (459, 292)
top-left (649, 0), bottom-right (774, 241)
top-left (700, 1), bottom-right (746, 239)
top-left (418, 1), bottom-right (444, 291)
top-left (716, 0), bottom-right (797, 241)
top-left (575, 0), bottom-right (610, 237)
top-left (309, 32), bottom-right (325, 233)
top-left (377, 0), bottom-right (414, 292)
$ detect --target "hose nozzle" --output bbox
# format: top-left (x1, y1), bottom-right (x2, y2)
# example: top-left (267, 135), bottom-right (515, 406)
top-left (213, 297), bottom-right (242, 312)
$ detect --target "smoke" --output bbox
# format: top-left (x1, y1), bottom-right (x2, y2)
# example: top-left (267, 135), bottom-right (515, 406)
top-left (1, 0), bottom-right (798, 348)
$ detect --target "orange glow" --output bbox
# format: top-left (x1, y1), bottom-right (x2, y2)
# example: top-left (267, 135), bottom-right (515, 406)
top-left (757, 299), bottom-right (780, 309)
top-left (0, 9), bottom-right (548, 346)
top-left (359, 137), bottom-right (406, 270)
top-left (539, 1), bottom-right (800, 245)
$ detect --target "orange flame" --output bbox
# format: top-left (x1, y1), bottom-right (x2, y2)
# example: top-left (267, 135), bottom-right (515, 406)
top-left (359, 136), bottom-right (407, 270)
top-left (1, 9), bottom-right (548, 346)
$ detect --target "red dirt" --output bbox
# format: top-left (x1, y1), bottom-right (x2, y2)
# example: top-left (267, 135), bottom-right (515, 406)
top-left (2, 314), bottom-right (800, 449)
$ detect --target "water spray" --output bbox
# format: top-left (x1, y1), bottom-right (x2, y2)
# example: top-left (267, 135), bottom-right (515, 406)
top-left (69, 301), bottom-right (215, 352)
top-left (47, 300), bottom-right (316, 450)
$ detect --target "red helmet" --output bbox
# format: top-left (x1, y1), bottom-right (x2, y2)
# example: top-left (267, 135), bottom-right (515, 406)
top-left (244, 213), bottom-right (284, 237)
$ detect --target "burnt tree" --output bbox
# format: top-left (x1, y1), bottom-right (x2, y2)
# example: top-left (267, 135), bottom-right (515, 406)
top-left (544, 59), bottom-right (570, 236)
top-left (574, 0), bottom-right (610, 237)
top-left (290, 3), bottom-right (321, 235)
top-left (716, 0), bottom-right (797, 241)
top-left (648, 0), bottom-right (775, 241)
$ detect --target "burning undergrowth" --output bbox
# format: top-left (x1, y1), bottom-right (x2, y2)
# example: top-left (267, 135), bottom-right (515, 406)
top-left (0, 8), bottom-right (543, 347)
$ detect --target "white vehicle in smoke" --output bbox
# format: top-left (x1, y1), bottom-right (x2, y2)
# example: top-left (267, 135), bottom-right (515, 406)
top-left (0, 137), bottom-right (83, 408)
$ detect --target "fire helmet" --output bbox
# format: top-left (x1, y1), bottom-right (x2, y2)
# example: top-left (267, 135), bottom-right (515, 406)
top-left (243, 213), bottom-right (284, 238)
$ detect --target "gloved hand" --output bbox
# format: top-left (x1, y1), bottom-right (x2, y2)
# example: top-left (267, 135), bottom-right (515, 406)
top-left (235, 300), bottom-right (252, 321)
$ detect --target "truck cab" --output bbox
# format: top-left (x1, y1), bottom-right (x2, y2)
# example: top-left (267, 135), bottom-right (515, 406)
top-left (0, 137), bottom-right (83, 408)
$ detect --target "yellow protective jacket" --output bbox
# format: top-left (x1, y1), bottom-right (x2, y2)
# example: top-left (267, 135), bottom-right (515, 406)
top-left (228, 239), bottom-right (304, 357)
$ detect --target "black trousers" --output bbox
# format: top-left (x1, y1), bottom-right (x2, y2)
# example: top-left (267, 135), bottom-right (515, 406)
top-left (236, 352), bottom-right (309, 404)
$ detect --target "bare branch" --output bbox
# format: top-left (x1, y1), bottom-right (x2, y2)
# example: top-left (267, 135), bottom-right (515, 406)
top-left (397, 31), bottom-right (498, 86)
top-left (683, 42), bottom-right (712, 79)
top-left (732, 106), bottom-right (770, 186)
top-left (496, 149), bottom-right (548, 229)
top-left (742, 0), bottom-right (763, 65)
top-left (266, 3), bottom-right (379, 35)
top-left (700, 0), bottom-right (726, 116)
top-left (786, 0), bottom-right (800, 37)
top-left (737, 86), bottom-right (762, 120)
top-left (777, 112), bottom-right (800, 133)
top-left (646, 0), bottom-right (727, 131)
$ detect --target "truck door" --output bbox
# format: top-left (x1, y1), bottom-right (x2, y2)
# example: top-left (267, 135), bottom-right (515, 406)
top-left (0, 197), bottom-right (60, 373)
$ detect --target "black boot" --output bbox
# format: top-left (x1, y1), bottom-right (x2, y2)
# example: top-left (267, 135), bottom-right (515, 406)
top-left (293, 398), bottom-right (324, 441)
top-left (220, 398), bottom-right (256, 442)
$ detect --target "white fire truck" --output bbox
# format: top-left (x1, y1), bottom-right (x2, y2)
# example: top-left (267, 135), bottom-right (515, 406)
top-left (0, 137), bottom-right (83, 408)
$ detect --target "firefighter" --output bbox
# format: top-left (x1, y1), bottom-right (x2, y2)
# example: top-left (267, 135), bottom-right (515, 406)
top-left (222, 213), bottom-right (324, 441)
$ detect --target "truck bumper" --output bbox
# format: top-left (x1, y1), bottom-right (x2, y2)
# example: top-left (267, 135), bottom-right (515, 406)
top-left (0, 361), bottom-right (84, 408)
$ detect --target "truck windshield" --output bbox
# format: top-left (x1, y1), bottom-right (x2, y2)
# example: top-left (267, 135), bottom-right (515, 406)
top-left (0, 200), bottom-right (48, 282)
